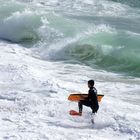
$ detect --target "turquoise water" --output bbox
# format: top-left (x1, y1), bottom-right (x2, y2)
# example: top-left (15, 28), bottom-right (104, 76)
top-left (111, 0), bottom-right (140, 8)
top-left (0, 0), bottom-right (140, 77)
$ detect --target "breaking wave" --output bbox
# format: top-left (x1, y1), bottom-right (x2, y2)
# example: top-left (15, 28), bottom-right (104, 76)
top-left (0, 2), bottom-right (42, 43)
top-left (0, 0), bottom-right (140, 77)
top-left (54, 31), bottom-right (140, 77)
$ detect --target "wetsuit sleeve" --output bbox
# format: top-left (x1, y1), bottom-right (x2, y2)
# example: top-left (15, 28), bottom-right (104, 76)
top-left (87, 89), bottom-right (92, 101)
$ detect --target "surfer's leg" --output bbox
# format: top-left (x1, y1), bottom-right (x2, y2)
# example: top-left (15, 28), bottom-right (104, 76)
top-left (78, 100), bottom-right (91, 113)
top-left (91, 105), bottom-right (99, 113)
top-left (78, 101), bottom-right (83, 113)
top-left (90, 105), bottom-right (98, 124)
top-left (82, 100), bottom-right (91, 107)
top-left (91, 113), bottom-right (95, 124)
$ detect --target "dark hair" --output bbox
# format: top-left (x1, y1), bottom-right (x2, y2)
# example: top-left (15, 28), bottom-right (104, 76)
top-left (88, 80), bottom-right (94, 87)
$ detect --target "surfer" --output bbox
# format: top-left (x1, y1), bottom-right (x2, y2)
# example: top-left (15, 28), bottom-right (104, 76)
top-left (78, 80), bottom-right (99, 116)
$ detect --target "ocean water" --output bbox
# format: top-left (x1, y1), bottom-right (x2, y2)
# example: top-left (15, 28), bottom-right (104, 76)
top-left (0, 0), bottom-right (140, 140)
top-left (1, 0), bottom-right (140, 77)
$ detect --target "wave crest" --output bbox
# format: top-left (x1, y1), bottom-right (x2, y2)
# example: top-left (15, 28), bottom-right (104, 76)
top-left (58, 31), bottom-right (140, 77)
top-left (0, 9), bottom-right (42, 43)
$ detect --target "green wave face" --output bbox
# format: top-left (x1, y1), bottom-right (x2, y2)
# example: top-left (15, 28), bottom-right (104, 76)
top-left (63, 32), bottom-right (140, 77)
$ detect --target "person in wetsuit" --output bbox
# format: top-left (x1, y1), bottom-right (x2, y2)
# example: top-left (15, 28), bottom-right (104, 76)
top-left (78, 80), bottom-right (99, 115)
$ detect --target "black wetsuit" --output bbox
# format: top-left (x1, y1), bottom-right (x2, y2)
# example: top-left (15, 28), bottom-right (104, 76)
top-left (79, 87), bottom-right (99, 113)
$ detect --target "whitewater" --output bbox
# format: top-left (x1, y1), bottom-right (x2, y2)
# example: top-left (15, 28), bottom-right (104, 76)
top-left (0, 0), bottom-right (140, 139)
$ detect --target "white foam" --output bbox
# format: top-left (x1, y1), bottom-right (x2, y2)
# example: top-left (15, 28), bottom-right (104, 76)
top-left (31, 0), bottom-right (136, 17)
top-left (0, 0), bottom-right (140, 139)
top-left (0, 42), bottom-right (140, 139)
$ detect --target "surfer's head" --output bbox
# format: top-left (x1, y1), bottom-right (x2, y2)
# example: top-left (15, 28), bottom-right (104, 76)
top-left (88, 80), bottom-right (94, 88)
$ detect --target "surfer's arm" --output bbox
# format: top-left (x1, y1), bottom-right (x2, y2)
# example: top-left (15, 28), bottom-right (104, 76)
top-left (87, 90), bottom-right (93, 101)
